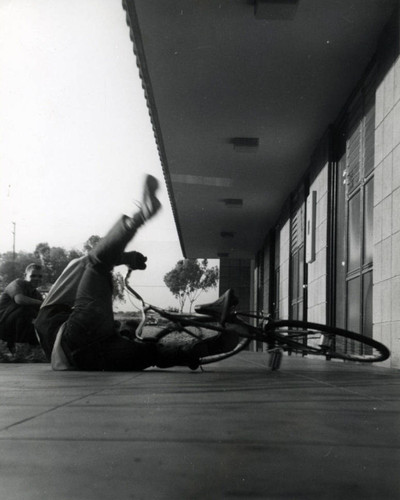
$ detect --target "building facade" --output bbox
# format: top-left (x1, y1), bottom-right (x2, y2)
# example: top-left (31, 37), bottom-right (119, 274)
top-left (251, 12), bottom-right (400, 368)
top-left (124, 1), bottom-right (400, 368)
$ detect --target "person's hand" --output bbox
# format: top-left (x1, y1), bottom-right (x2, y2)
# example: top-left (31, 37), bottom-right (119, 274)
top-left (129, 251), bottom-right (148, 270)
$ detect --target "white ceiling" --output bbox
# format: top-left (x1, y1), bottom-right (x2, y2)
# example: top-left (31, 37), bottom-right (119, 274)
top-left (124, 0), bottom-right (398, 258)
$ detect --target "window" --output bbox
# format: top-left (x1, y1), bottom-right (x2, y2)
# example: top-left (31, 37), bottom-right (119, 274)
top-left (274, 227), bottom-right (280, 318)
top-left (289, 193), bottom-right (306, 321)
top-left (335, 86), bottom-right (375, 336)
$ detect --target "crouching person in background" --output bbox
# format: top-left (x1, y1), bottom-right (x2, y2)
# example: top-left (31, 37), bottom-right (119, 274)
top-left (0, 264), bottom-right (44, 355)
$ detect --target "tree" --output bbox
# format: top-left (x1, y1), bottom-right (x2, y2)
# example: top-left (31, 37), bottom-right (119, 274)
top-left (112, 272), bottom-right (125, 304)
top-left (0, 235), bottom-right (124, 303)
top-left (33, 243), bottom-right (76, 286)
top-left (83, 235), bottom-right (101, 253)
top-left (164, 259), bottom-right (219, 312)
top-left (68, 249), bottom-right (83, 261)
top-left (49, 247), bottom-right (72, 282)
top-left (34, 242), bottom-right (51, 268)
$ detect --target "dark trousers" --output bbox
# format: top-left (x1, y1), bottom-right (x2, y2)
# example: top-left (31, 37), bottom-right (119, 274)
top-left (36, 216), bottom-right (157, 371)
top-left (0, 304), bottom-right (39, 347)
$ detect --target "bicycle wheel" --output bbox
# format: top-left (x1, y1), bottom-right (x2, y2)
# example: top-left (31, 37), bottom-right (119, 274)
top-left (266, 320), bottom-right (390, 363)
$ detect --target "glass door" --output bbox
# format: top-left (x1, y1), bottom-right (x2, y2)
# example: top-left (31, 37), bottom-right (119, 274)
top-left (335, 89), bottom-right (374, 336)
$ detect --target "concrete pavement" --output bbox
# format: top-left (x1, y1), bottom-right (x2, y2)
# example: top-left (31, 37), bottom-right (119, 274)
top-left (0, 352), bottom-right (399, 500)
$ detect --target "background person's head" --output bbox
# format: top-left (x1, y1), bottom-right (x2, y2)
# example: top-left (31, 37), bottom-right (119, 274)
top-left (24, 264), bottom-right (43, 288)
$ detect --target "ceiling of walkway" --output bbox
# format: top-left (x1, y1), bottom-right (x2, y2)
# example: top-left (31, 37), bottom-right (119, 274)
top-left (123, 0), bottom-right (398, 259)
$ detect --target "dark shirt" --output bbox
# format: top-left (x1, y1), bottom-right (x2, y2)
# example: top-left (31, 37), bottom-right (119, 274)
top-left (0, 279), bottom-right (42, 318)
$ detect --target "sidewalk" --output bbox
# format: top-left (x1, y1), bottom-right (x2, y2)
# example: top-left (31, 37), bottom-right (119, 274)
top-left (0, 352), bottom-right (399, 500)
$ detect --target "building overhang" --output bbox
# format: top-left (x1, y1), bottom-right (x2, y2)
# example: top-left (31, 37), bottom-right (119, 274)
top-left (123, 0), bottom-right (398, 259)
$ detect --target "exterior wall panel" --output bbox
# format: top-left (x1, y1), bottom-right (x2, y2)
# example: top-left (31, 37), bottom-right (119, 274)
top-left (279, 221), bottom-right (290, 320)
top-left (307, 165), bottom-right (329, 324)
top-left (374, 55), bottom-right (400, 368)
top-left (263, 243), bottom-right (271, 313)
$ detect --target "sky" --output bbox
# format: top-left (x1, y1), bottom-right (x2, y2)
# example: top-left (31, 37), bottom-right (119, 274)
top-left (0, 0), bottom-right (218, 310)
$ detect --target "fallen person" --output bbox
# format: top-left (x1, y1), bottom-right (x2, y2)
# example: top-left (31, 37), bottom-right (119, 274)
top-left (35, 175), bottom-right (235, 371)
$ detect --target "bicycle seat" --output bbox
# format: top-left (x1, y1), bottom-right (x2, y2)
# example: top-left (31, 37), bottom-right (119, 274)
top-left (195, 289), bottom-right (239, 324)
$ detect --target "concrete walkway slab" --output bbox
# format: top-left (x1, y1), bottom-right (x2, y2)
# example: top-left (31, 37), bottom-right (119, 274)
top-left (0, 353), bottom-right (399, 499)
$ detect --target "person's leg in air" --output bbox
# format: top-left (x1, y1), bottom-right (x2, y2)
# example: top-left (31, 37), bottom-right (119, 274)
top-left (55, 175), bottom-right (161, 370)
top-left (42, 174), bottom-right (239, 371)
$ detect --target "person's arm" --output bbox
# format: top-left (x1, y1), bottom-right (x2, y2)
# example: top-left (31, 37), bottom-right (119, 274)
top-left (14, 294), bottom-right (43, 307)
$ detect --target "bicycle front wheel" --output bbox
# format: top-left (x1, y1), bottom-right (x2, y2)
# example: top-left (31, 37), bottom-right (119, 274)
top-left (268, 320), bottom-right (390, 363)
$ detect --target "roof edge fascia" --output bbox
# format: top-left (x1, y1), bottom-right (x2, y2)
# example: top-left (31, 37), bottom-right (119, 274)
top-left (122, 0), bottom-right (187, 257)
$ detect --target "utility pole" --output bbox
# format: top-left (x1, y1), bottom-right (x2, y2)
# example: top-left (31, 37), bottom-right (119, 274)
top-left (12, 222), bottom-right (16, 261)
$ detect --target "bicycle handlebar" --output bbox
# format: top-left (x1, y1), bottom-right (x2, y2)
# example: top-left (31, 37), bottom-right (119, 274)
top-left (124, 269), bottom-right (146, 305)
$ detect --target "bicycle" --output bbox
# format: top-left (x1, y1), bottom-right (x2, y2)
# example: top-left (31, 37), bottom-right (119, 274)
top-left (124, 270), bottom-right (390, 370)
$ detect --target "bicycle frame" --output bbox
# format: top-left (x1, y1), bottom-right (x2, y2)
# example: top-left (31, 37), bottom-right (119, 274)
top-left (124, 269), bottom-right (324, 354)
top-left (124, 270), bottom-right (390, 368)
top-left (124, 269), bottom-right (229, 341)
top-left (123, 270), bottom-right (255, 366)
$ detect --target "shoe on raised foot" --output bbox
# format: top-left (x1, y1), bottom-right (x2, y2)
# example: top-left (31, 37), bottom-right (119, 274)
top-left (139, 174), bottom-right (161, 222)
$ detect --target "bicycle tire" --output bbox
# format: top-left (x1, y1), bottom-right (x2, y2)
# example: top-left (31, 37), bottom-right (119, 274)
top-left (262, 320), bottom-right (390, 363)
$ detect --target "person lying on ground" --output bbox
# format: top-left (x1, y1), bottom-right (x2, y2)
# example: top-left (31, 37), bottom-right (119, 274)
top-left (35, 175), bottom-right (237, 371)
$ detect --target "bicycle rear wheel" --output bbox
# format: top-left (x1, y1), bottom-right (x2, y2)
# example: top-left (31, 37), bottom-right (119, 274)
top-left (268, 320), bottom-right (390, 363)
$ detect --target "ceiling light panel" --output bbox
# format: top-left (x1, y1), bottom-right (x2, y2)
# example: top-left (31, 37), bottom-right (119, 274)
top-left (171, 174), bottom-right (233, 187)
top-left (231, 137), bottom-right (259, 152)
